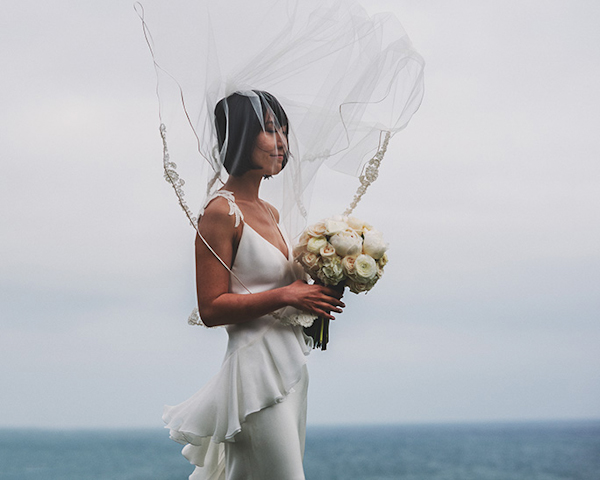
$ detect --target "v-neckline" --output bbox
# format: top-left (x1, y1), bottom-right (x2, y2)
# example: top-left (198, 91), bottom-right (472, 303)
top-left (243, 222), bottom-right (290, 261)
top-left (215, 189), bottom-right (290, 261)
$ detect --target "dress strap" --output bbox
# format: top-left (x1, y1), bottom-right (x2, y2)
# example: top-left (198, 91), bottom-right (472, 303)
top-left (199, 189), bottom-right (244, 228)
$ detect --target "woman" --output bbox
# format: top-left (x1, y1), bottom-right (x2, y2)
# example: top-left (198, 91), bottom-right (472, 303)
top-left (163, 91), bottom-right (345, 480)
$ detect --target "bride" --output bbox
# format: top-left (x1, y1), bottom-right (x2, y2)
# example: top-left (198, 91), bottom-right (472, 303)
top-left (163, 90), bottom-right (345, 480)
top-left (137, 0), bottom-right (425, 477)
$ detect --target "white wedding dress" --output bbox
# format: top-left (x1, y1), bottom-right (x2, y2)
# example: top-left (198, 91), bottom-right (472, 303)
top-left (163, 191), bottom-right (312, 480)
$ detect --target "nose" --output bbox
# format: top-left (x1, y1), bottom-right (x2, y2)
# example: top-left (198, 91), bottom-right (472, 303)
top-left (276, 131), bottom-right (287, 151)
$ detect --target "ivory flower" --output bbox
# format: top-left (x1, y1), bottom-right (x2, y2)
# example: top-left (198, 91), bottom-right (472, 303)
top-left (347, 279), bottom-right (370, 293)
top-left (341, 255), bottom-right (357, 276)
top-left (325, 219), bottom-right (348, 235)
top-left (377, 252), bottom-right (388, 267)
top-left (346, 216), bottom-right (366, 234)
top-left (330, 230), bottom-right (362, 257)
top-left (307, 236), bottom-right (328, 254)
top-left (362, 230), bottom-right (387, 260)
top-left (354, 254), bottom-right (377, 282)
top-left (320, 243), bottom-right (337, 258)
top-left (307, 221), bottom-right (327, 237)
top-left (301, 252), bottom-right (320, 270)
top-left (319, 256), bottom-right (344, 285)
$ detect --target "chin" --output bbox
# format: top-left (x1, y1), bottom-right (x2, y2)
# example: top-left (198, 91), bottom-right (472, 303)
top-left (269, 164), bottom-right (283, 176)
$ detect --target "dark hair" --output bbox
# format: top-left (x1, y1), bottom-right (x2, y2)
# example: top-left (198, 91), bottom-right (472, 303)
top-left (214, 90), bottom-right (289, 177)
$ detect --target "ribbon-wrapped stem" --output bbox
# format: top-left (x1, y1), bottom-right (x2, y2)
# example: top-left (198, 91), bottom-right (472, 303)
top-left (303, 281), bottom-right (345, 350)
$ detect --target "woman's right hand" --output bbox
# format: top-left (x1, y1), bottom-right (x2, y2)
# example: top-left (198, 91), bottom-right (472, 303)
top-left (284, 280), bottom-right (345, 320)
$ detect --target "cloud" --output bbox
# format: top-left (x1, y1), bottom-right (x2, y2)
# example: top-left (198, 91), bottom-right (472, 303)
top-left (1, 0), bottom-right (599, 427)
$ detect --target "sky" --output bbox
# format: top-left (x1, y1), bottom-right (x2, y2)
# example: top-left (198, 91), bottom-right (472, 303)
top-left (1, 0), bottom-right (599, 429)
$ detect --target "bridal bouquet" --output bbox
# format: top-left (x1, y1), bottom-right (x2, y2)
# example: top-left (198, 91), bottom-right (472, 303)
top-left (292, 215), bottom-right (388, 349)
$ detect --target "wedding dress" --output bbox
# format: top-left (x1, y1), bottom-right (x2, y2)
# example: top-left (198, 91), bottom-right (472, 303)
top-left (163, 191), bottom-right (312, 480)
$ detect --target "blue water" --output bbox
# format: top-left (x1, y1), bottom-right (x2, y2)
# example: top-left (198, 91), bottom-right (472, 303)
top-left (0, 421), bottom-right (598, 479)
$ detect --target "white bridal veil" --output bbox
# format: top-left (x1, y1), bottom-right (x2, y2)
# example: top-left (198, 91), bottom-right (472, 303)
top-left (136, 0), bottom-right (424, 239)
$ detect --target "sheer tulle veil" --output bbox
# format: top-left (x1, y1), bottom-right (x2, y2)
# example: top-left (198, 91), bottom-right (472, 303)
top-left (136, 0), bottom-right (425, 240)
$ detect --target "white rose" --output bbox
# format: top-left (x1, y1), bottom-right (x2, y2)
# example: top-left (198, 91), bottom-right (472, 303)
top-left (307, 236), bottom-right (328, 254)
top-left (362, 230), bottom-right (387, 260)
top-left (330, 230), bottom-right (363, 257)
top-left (354, 254), bottom-right (377, 282)
top-left (325, 219), bottom-right (349, 236)
top-left (320, 243), bottom-right (337, 258)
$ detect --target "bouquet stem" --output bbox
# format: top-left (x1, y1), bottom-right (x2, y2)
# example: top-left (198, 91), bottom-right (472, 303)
top-left (303, 282), bottom-right (343, 351)
top-left (304, 316), bottom-right (330, 350)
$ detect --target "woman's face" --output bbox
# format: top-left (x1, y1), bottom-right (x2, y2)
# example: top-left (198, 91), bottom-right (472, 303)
top-left (251, 114), bottom-right (288, 177)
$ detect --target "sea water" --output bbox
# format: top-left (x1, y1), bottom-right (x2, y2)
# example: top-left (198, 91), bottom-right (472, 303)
top-left (0, 421), bottom-right (598, 479)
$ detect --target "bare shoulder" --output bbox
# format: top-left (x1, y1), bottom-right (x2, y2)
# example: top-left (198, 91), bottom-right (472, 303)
top-left (202, 195), bottom-right (232, 219)
top-left (197, 196), bottom-right (238, 240)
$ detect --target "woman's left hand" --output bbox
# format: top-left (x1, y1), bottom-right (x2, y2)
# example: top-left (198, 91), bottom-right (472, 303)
top-left (282, 280), bottom-right (345, 320)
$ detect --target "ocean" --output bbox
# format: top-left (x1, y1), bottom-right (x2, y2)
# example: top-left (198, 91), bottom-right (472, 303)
top-left (0, 421), bottom-right (598, 479)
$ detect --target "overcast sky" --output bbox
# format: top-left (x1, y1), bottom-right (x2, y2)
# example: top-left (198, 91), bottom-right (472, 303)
top-left (1, 0), bottom-right (599, 429)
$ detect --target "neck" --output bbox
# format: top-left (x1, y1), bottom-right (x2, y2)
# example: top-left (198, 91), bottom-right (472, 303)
top-left (223, 172), bottom-right (263, 202)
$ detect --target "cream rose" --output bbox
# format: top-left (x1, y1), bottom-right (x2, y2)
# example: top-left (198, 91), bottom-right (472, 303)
top-left (362, 230), bottom-right (387, 260)
top-left (301, 252), bottom-right (320, 271)
top-left (346, 216), bottom-right (366, 234)
top-left (319, 243), bottom-right (337, 258)
top-left (377, 252), bottom-right (388, 267)
top-left (306, 236), bottom-right (328, 254)
top-left (341, 255), bottom-right (357, 276)
top-left (354, 254), bottom-right (377, 282)
top-left (329, 230), bottom-right (363, 257)
top-left (307, 221), bottom-right (327, 238)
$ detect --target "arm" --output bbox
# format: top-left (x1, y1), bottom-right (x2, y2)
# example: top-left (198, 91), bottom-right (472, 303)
top-left (195, 199), bottom-right (344, 327)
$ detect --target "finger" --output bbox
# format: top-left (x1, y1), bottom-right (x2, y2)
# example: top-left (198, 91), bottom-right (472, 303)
top-left (316, 309), bottom-right (335, 320)
top-left (312, 303), bottom-right (336, 320)
top-left (317, 301), bottom-right (343, 314)
top-left (323, 300), bottom-right (344, 312)
top-left (324, 297), bottom-right (345, 308)
top-left (321, 305), bottom-right (343, 314)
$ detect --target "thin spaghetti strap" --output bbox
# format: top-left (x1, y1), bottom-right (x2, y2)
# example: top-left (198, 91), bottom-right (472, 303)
top-left (265, 202), bottom-right (289, 257)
